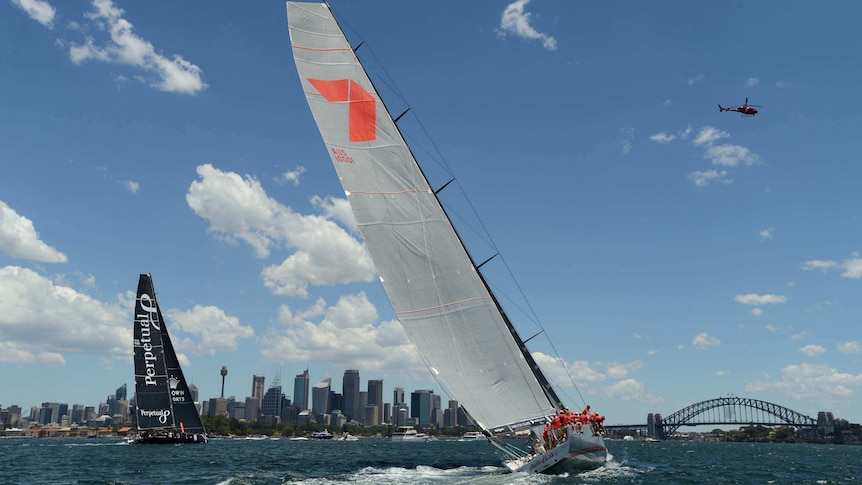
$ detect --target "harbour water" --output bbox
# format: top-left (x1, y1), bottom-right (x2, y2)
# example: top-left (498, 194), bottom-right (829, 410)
top-left (1, 436), bottom-right (859, 484)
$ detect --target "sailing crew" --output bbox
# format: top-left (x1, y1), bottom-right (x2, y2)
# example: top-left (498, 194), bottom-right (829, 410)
top-left (558, 410), bottom-right (570, 440)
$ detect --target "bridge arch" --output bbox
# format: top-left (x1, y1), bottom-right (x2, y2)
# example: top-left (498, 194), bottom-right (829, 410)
top-left (660, 397), bottom-right (817, 437)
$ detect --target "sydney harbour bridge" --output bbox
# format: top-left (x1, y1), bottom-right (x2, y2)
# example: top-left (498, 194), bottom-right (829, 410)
top-left (605, 396), bottom-right (821, 440)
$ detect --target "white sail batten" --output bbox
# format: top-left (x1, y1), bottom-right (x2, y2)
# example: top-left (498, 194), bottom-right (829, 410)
top-left (287, 2), bottom-right (557, 432)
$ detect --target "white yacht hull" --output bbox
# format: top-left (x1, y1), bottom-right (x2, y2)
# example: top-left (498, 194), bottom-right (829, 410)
top-left (503, 425), bottom-right (607, 474)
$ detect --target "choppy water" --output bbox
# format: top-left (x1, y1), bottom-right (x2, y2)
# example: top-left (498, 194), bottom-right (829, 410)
top-left (1, 437), bottom-right (859, 484)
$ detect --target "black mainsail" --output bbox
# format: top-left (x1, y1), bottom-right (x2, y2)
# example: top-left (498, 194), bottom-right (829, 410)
top-left (132, 274), bottom-right (207, 444)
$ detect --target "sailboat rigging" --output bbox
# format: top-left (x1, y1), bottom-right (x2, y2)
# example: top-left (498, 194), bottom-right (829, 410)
top-left (286, 1), bottom-right (607, 473)
top-left (132, 274), bottom-right (207, 444)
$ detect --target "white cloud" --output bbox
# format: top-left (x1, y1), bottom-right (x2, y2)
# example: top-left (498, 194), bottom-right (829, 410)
top-left (693, 126), bottom-right (730, 147)
top-left (11, 0), bottom-right (55, 28)
top-left (532, 352), bottom-right (602, 385)
top-left (68, 0), bottom-right (206, 94)
top-left (759, 228), bottom-right (773, 241)
top-left (497, 0), bottom-right (557, 51)
top-left (746, 77), bottom-right (760, 88)
top-left (745, 362), bottom-right (862, 407)
top-left (802, 259), bottom-right (837, 272)
top-left (187, 164), bottom-right (375, 297)
top-left (649, 132), bottom-right (675, 144)
top-left (650, 125), bottom-right (693, 145)
top-left (259, 293), bottom-right (423, 372)
top-left (688, 169), bottom-right (730, 187)
top-left (311, 195), bottom-right (358, 234)
top-left (166, 305), bottom-right (254, 355)
top-left (620, 127), bottom-right (634, 155)
top-left (765, 323), bottom-right (778, 332)
top-left (533, 353), bottom-right (650, 393)
top-left (735, 293), bottom-right (788, 305)
top-left (0, 266), bottom-right (128, 364)
top-left (799, 344), bottom-right (825, 357)
top-left (751, 307), bottom-right (764, 317)
top-left (687, 74), bottom-right (705, 85)
top-left (692, 332), bottom-right (720, 350)
top-left (602, 378), bottom-right (663, 404)
top-left (705, 143), bottom-right (762, 167)
top-left (125, 180), bottom-right (140, 194)
top-left (838, 341), bottom-right (860, 354)
top-left (652, 125), bottom-right (758, 187)
top-left (680, 126), bottom-right (692, 139)
top-left (278, 166), bottom-right (306, 186)
top-left (0, 200), bottom-right (68, 263)
top-left (687, 126), bottom-right (763, 185)
top-left (802, 253), bottom-right (862, 279)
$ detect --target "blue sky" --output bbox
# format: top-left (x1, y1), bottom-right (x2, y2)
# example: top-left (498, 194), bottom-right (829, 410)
top-left (2, 0), bottom-right (860, 426)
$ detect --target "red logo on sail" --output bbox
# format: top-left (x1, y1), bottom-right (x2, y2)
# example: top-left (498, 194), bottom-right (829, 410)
top-left (308, 78), bottom-right (376, 142)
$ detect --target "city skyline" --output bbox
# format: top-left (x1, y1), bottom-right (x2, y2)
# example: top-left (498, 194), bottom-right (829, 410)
top-left (1, 366), bottom-right (446, 425)
top-left (2, 0), bottom-right (861, 426)
top-left (5, 365), bottom-right (852, 431)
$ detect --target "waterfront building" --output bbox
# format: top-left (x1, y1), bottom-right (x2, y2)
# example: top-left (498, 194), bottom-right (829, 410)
top-left (358, 391), bottom-right (367, 425)
top-left (244, 396), bottom-right (260, 422)
top-left (312, 378), bottom-right (331, 419)
top-left (261, 382), bottom-right (284, 424)
top-left (394, 404), bottom-right (409, 426)
top-left (252, 374), bottom-right (265, 404)
top-left (208, 397), bottom-right (228, 417)
top-left (342, 369), bottom-right (360, 422)
top-left (329, 391), bottom-right (342, 416)
top-left (410, 390), bottom-right (434, 426)
top-left (330, 409), bottom-right (347, 427)
top-left (444, 399), bottom-right (458, 427)
top-left (363, 404), bottom-right (379, 426)
top-left (39, 402), bottom-right (61, 425)
top-left (70, 404), bottom-right (85, 425)
top-left (431, 393), bottom-right (442, 426)
top-left (367, 379), bottom-right (384, 426)
top-left (231, 400), bottom-right (246, 420)
top-left (293, 369), bottom-right (309, 411)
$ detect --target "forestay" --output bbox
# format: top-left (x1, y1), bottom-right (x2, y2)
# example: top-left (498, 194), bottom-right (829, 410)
top-left (287, 2), bottom-right (557, 432)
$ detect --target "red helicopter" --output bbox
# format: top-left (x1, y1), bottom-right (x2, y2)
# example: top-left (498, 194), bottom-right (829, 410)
top-left (718, 97), bottom-right (761, 116)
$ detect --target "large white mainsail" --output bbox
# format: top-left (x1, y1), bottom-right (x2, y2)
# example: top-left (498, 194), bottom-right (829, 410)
top-left (286, 2), bottom-right (558, 434)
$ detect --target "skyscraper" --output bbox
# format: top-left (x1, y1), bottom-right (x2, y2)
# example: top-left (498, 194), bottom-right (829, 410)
top-left (411, 390), bottom-right (434, 426)
top-left (312, 378), bottom-right (331, 418)
top-left (293, 369), bottom-right (310, 410)
top-left (367, 379), bottom-right (384, 426)
top-left (261, 375), bottom-right (284, 423)
top-left (393, 387), bottom-right (404, 406)
top-left (342, 369), bottom-right (360, 422)
top-left (330, 391), bottom-right (342, 415)
top-left (115, 383), bottom-right (127, 401)
top-left (445, 399), bottom-right (459, 427)
top-left (252, 374), bottom-right (266, 403)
